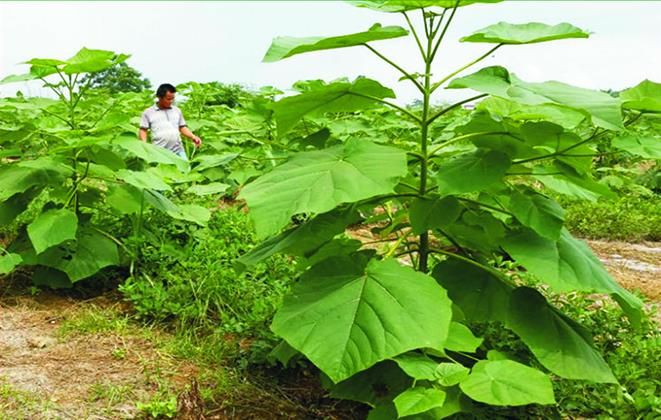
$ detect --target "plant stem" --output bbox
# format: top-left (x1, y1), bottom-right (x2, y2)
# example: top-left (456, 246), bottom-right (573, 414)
top-left (431, 44), bottom-right (502, 93)
top-left (429, 248), bottom-right (503, 278)
top-left (456, 197), bottom-right (513, 216)
top-left (429, 1), bottom-right (460, 62)
top-left (512, 128), bottom-right (606, 165)
top-left (364, 44), bottom-right (424, 94)
top-left (418, 12), bottom-right (436, 273)
top-left (428, 131), bottom-right (512, 157)
top-left (426, 94), bottom-right (487, 125)
top-left (402, 11), bottom-right (426, 59)
top-left (349, 91), bottom-right (422, 124)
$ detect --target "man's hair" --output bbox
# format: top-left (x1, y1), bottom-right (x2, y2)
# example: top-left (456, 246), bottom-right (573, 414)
top-left (156, 83), bottom-right (176, 98)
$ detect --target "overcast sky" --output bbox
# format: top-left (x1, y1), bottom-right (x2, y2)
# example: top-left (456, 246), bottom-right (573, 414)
top-left (1, 1), bottom-right (660, 104)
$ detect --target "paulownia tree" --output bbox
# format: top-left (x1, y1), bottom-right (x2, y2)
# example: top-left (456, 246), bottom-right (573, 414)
top-left (237, 0), bottom-right (661, 417)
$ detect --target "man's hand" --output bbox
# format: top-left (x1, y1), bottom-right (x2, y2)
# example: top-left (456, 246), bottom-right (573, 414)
top-left (138, 128), bottom-right (148, 142)
top-left (180, 126), bottom-right (202, 148)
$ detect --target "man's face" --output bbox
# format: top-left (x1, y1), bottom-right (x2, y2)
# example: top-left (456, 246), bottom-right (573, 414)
top-left (158, 91), bottom-right (175, 108)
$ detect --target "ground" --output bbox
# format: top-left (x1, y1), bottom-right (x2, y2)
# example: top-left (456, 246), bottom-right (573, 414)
top-left (0, 240), bottom-right (659, 419)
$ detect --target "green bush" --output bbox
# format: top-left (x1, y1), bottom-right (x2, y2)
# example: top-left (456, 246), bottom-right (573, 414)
top-left (559, 194), bottom-right (661, 241)
top-left (550, 294), bottom-right (661, 419)
top-left (119, 206), bottom-right (297, 340)
top-left (468, 293), bottom-right (660, 419)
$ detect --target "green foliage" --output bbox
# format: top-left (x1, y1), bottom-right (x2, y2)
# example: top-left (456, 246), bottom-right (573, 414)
top-left (461, 22), bottom-right (589, 45)
top-left (550, 295), bottom-right (661, 419)
top-left (471, 294), bottom-right (660, 419)
top-left (80, 62), bottom-right (152, 94)
top-left (242, 1), bottom-right (661, 417)
top-left (560, 194), bottom-right (661, 241)
top-left (119, 206), bottom-right (296, 340)
top-left (178, 81), bottom-right (251, 110)
top-left (0, 48), bottom-right (212, 287)
top-left (136, 394), bottom-right (177, 419)
top-left (263, 23), bottom-right (408, 62)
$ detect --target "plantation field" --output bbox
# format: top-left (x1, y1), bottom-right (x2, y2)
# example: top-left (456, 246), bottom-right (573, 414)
top-left (0, 238), bottom-right (658, 418)
top-left (1, 0), bottom-right (660, 418)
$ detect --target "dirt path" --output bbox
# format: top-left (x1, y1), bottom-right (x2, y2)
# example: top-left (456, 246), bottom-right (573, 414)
top-left (0, 294), bottom-right (191, 419)
top-left (0, 241), bottom-right (658, 418)
top-left (588, 240), bottom-right (661, 301)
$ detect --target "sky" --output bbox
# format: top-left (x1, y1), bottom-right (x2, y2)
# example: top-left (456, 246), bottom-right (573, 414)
top-left (1, 1), bottom-right (660, 104)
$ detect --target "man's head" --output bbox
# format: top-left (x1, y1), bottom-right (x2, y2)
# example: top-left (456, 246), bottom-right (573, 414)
top-left (156, 83), bottom-right (176, 108)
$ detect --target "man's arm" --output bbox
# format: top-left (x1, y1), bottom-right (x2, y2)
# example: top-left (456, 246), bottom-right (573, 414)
top-left (180, 126), bottom-right (202, 148)
top-left (138, 128), bottom-right (148, 142)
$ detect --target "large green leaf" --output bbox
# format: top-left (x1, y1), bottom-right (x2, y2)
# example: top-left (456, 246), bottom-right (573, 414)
top-left (192, 152), bottom-right (239, 171)
top-left (116, 169), bottom-right (172, 191)
top-left (620, 79), bottom-right (661, 113)
top-left (0, 165), bottom-right (62, 201)
top-left (611, 135), bottom-right (661, 159)
top-left (477, 97), bottom-right (586, 129)
top-left (394, 387), bottom-right (446, 417)
top-left (445, 322), bottom-right (483, 353)
top-left (409, 196), bottom-right (462, 234)
top-left (432, 259), bottom-right (511, 322)
top-left (271, 77), bottom-right (395, 137)
top-left (237, 207), bottom-right (360, 269)
top-left (0, 187), bottom-right (42, 225)
top-left (448, 66), bottom-right (512, 96)
top-left (459, 360), bottom-right (555, 406)
top-left (436, 150), bottom-right (511, 195)
top-left (461, 22), bottom-right (588, 45)
top-left (507, 287), bottom-right (617, 383)
top-left (173, 204), bottom-right (211, 226)
top-left (114, 135), bottom-right (188, 171)
top-left (507, 188), bottom-right (565, 240)
top-left (435, 363), bottom-right (470, 387)
top-left (5, 49), bottom-right (128, 81)
top-left (239, 139), bottom-right (407, 238)
top-left (449, 66), bottom-right (624, 130)
top-left (502, 228), bottom-right (642, 320)
top-left (272, 254), bottom-right (453, 383)
top-left (0, 253), bottom-right (22, 275)
top-left (393, 353), bottom-right (440, 381)
top-left (24, 228), bottom-right (119, 282)
top-left (63, 47), bottom-right (128, 75)
top-left (263, 24), bottom-right (408, 62)
top-left (0, 73), bottom-right (40, 84)
top-left (107, 184), bottom-right (143, 215)
top-left (186, 182), bottom-right (230, 196)
top-left (443, 209), bottom-right (506, 254)
top-left (533, 162), bottom-right (615, 201)
top-left (349, 0), bottom-right (501, 13)
top-left (27, 208), bottom-right (78, 254)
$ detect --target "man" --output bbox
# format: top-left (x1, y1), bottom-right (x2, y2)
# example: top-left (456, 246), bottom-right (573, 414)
top-left (139, 83), bottom-right (202, 159)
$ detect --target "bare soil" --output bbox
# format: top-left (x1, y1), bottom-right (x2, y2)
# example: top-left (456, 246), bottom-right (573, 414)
top-left (0, 293), bottom-right (189, 419)
top-left (588, 240), bottom-right (661, 301)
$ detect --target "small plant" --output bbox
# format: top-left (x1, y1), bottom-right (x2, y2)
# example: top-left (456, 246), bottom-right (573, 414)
top-left (136, 394), bottom-right (177, 419)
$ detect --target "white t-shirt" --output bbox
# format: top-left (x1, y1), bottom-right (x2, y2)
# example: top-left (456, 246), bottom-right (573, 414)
top-left (140, 104), bottom-right (187, 153)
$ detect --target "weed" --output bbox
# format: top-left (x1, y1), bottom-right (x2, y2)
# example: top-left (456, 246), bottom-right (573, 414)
top-left (558, 194), bottom-right (661, 241)
top-left (119, 206), bottom-right (297, 356)
top-left (57, 305), bottom-right (130, 338)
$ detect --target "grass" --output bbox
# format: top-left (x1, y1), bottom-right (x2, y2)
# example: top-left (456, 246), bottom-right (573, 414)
top-left (118, 204), bottom-right (297, 360)
top-left (57, 304), bottom-right (131, 338)
top-left (0, 377), bottom-right (57, 418)
top-left (558, 193), bottom-right (661, 242)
